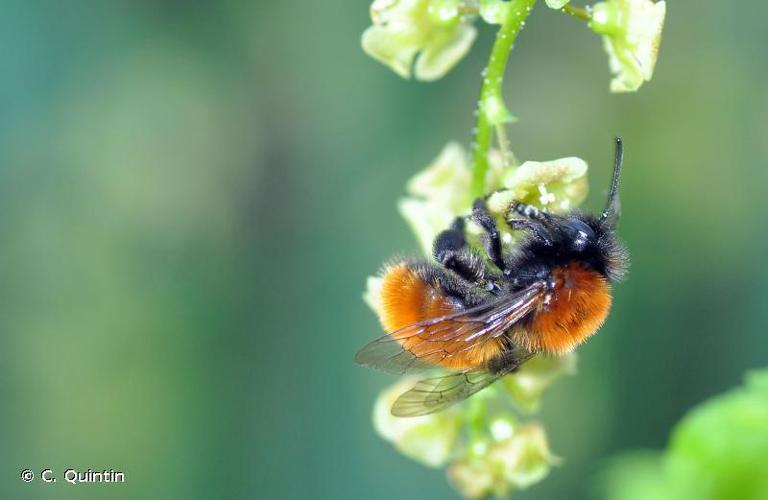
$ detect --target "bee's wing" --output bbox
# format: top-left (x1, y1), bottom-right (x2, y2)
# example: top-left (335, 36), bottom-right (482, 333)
top-left (355, 281), bottom-right (546, 375)
top-left (391, 353), bottom-right (534, 417)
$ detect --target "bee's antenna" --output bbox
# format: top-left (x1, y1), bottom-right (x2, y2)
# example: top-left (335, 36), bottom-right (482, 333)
top-left (601, 137), bottom-right (624, 228)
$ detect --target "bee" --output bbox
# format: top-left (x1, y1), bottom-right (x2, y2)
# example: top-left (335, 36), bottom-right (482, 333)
top-left (356, 138), bottom-right (629, 417)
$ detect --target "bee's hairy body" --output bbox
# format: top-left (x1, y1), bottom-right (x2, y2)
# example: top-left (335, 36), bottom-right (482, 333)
top-left (379, 223), bottom-right (621, 373)
top-left (357, 139), bottom-right (629, 416)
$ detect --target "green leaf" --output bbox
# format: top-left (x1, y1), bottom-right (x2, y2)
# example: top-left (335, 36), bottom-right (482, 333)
top-left (597, 368), bottom-right (768, 500)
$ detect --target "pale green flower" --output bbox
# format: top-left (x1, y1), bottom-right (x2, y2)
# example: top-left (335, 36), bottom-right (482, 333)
top-left (489, 423), bottom-right (559, 489)
top-left (397, 142), bottom-right (529, 255)
top-left (398, 142), bottom-right (473, 254)
top-left (590, 0), bottom-right (667, 92)
top-left (362, 0), bottom-right (477, 81)
top-left (373, 377), bottom-right (463, 467)
top-left (485, 156), bottom-right (589, 217)
top-left (394, 150), bottom-right (588, 266)
top-left (501, 353), bottom-right (577, 413)
top-left (449, 422), bottom-right (559, 498)
top-left (448, 457), bottom-right (496, 498)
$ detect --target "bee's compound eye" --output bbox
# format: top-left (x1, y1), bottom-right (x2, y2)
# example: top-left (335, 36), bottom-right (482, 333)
top-left (564, 218), bottom-right (595, 251)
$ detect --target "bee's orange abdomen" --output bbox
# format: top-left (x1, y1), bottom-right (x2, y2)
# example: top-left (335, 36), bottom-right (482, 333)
top-left (520, 262), bottom-right (612, 354)
top-left (378, 263), bottom-right (440, 331)
top-left (378, 263), bottom-right (502, 371)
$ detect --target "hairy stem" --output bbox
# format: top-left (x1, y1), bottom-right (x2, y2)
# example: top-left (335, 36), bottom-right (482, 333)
top-left (470, 0), bottom-right (537, 198)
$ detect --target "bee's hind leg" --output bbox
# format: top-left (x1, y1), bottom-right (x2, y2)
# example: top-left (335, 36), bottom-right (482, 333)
top-left (433, 217), bottom-right (493, 284)
top-left (471, 198), bottom-right (508, 274)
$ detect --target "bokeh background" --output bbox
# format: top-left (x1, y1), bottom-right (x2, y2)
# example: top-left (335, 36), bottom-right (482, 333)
top-left (1, 1), bottom-right (767, 499)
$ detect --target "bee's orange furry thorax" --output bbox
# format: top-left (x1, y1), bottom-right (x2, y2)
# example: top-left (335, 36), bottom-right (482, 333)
top-left (519, 262), bottom-right (612, 354)
top-left (378, 263), bottom-right (502, 371)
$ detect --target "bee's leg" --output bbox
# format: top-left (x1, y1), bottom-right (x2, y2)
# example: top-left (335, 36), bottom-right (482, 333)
top-left (508, 201), bottom-right (551, 223)
top-left (505, 201), bottom-right (554, 245)
top-left (507, 219), bottom-right (553, 246)
top-left (418, 263), bottom-right (483, 307)
top-left (433, 218), bottom-right (491, 283)
top-left (471, 198), bottom-right (507, 273)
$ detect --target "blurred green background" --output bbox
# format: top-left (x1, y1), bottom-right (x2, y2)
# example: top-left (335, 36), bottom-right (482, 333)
top-left (1, 1), bottom-right (767, 499)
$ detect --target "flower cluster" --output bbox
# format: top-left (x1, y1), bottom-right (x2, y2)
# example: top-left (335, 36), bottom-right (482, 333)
top-left (397, 142), bottom-right (588, 255)
top-left (362, 0), bottom-right (666, 91)
top-left (448, 422), bottom-right (559, 498)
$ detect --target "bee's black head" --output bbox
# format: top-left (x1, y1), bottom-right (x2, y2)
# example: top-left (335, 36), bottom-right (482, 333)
top-left (565, 137), bottom-right (628, 281)
top-left (562, 217), bottom-right (596, 253)
top-left (504, 138), bottom-right (629, 283)
top-left (512, 210), bottom-right (628, 283)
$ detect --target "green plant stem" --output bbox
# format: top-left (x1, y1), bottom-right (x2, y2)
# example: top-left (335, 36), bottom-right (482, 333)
top-left (470, 0), bottom-right (537, 198)
top-left (562, 4), bottom-right (591, 21)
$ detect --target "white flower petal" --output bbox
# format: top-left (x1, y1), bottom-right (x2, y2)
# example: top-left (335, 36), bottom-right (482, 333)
top-left (415, 24), bottom-right (477, 81)
top-left (507, 156), bottom-right (588, 187)
top-left (370, 0), bottom-right (398, 23)
top-left (591, 0), bottom-right (667, 93)
top-left (627, 0), bottom-right (666, 81)
top-left (406, 141), bottom-right (470, 197)
top-left (363, 0), bottom-right (477, 80)
top-left (400, 142), bottom-right (471, 254)
top-left (427, 0), bottom-right (461, 26)
top-left (399, 198), bottom-right (454, 255)
top-left (486, 156), bottom-right (588, 215)
top-left (363, 276), bottom-right (384, 314)
top-left (362, 25), bottom-right (419, 79)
